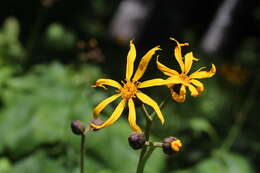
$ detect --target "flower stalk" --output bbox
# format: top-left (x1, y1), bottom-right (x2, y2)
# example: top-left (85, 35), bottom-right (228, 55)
top-left (80, 134), bottom-right (85, 173)
top-left (136, 100), bottom-right (167, 173)
top-left (136, 111), bottom-right (153, 173)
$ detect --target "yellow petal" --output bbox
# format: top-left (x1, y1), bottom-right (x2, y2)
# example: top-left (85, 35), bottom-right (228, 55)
top-left (189, 64), bottom-right (216, 79)
top-left (126, 40), bottom-right (136, 81)
top-left (91, 99), bottom-right (126, 129)
top-left (190, 79), bottom-right (204, 95)
top-left (128, 98), bottom-right (142, 132)
top-left (170, 86), bottom-right (186, 102)
top-left (132, 46), bottom-right (161, 82)
top-left (136, 92), bottom-right (165, 124)
top-left (94, 79), bottom-right (122, 89)
top-left (170, 37), bottom-right (189, 73)
top-left (156, 59), bottom-right (179, 76)
top-left (138, 78), bottom-right (176, 88)
top-left (93, 94), bottom-right (121, 118)
top-left (180, 84), bottom-right (186, 95)
top-left (164, 76), bottom-right (183, 85)
top-left (188, 84), bottom-right (199, 97)
top-left (184, 52), bottom-right (198, 74)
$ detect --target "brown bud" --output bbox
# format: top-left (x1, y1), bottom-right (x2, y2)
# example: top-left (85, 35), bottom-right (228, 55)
top-left (71, 120), bottom-right (86, 135)
top-left (128, 133), bottom-right (146, 150)
top-left (162, 136), bottom-right (182, 155)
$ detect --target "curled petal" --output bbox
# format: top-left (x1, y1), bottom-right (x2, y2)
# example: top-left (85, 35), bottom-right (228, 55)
top-left (94, 79), bottom-right (122, 89)
top-left (138, 78), bottom-right (176, 88)
top-left (190, 79), bottom-right (204, 95)
top-left (91, 99), bottom-right (126, 129)
top-left (188, 84), bottom-right (199, 97)
top-left (136, 92), bottom-right (165, 124)
top-left (170, 37), bottom-right (189, 73)
top-left (132, 46), bottom-right (161, 82)
top-left (126, 40), bottom-right (136, 81)
top-left (189, 64), bottom-right (216, 79)
top-left (169, 85), bottom-right (186, 102)
top-left (184, 52), bottom-right (198, 74)
top-left (93, 94), bottom-right (121, 118)
top-left (128, 98), bottom-right (142, 132)
top-left (156, 59), bottom-right (179, 76)
top-left (180, 84), bottom-right (186, 95)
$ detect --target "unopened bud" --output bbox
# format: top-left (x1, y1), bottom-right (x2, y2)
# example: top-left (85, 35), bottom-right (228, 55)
top-left (162, 136), bottom-right (182, 155)
top-left (90, 118), bottom-right (104, 131)
top-left (128, 133), bottom-right (146, 150)
top-left (71, 120), bottom-right (85, 135)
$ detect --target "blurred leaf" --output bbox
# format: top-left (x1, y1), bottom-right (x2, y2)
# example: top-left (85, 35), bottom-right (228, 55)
top-left (194, 157), bottom-right (227, 173)
top-left (175, 151), bottom-right (254, 173)
top-left (3, 17), bottom-right (19, 43)
top-left (199, 81), bottom-right (229, 119)
top-left (13, 152), bottom-right (66, 173)
top-left (174, 169), bottom-right (192, 173)
top-left (189, 117), bottom-right (218, 141)
top-left (0, 62), bottom-right (101, 155)
top-left (45, 23), bottom-right (76, 50)
top-left (213, 151), bottom-right (254, 173)
top-left (0, 158), bottom-right (12, 173)
top-left (0, 17), bottom-right (24, 63)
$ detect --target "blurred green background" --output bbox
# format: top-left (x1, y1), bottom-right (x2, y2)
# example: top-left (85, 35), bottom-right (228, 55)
top-left (0, 0), bottom-right (259, 172)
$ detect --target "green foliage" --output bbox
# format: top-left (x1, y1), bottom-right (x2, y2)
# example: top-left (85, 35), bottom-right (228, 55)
top-left (0, 158), bottom-right (12, 173)
top-left (188, 117), bottom-right (218, 141)
top-left (45, 23), bottom-right (76, 51)
top-left (0, 62), bottom-right (165, 172)
top-left (175, 151), bottom-right (254, 173)
top-left (0, 17), bottom-right (24, 64)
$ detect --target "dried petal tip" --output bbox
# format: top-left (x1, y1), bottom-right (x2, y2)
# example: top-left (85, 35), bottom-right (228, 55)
top-left (128, 132), bottom-right (146, 150)
top-left (162, 136), bottom-right (182, 155)
top-left (90, 118), bottom-right (104, 131)
top-left (71, 120), bottom-right (86, 135)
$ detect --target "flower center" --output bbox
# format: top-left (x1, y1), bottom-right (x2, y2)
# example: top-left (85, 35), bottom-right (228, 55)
top-left (120, 81), bottom-right (138, 100)
top-left (179, 73), bottom-right (190, 86)
top-left (171, 139), bottom-right (182, 152)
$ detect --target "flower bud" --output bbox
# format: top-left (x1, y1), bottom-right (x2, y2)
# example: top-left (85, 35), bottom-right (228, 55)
top-left (162, 136), bottom-right (182, 155)
top-left (128, 132), bottom-right (146, 150)
top-left (71, 120), bottom-right (86, 135)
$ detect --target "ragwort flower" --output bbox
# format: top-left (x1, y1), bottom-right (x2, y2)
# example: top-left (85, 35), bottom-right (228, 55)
top-left (157, 38), bottom-right (216, 102)
top-left (91, 41), bottom-right (171, 132)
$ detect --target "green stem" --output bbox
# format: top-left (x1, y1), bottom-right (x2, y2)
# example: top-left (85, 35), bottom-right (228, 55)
top-left (136, 104), bottom-right (153, 173)
top-left (136, 146), bottom-right (156, 173)
top-left (80, 135), bottom-right (85, 173)
top-left (145, 141), bottom-right (163, 147)
top-left (136, 99), bottom-right (167, 173)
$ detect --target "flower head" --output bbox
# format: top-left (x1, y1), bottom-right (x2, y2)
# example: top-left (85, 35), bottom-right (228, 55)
top-left (128, 132), bottom-right (146, 149)
top-left (162, 136), bottom-right (182, 155)
top-left (157, 38), bottom-right (216, 102)
top-left (91, 40), bottom-right (171, 132)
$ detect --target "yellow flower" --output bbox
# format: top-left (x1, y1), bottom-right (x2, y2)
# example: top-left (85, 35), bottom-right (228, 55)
top-left (157, 38), bottom-right (216, 102)
top-left (91, 40), bottom-right (171, 132)
top-left (171, 139), bottom-right (182, 152)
